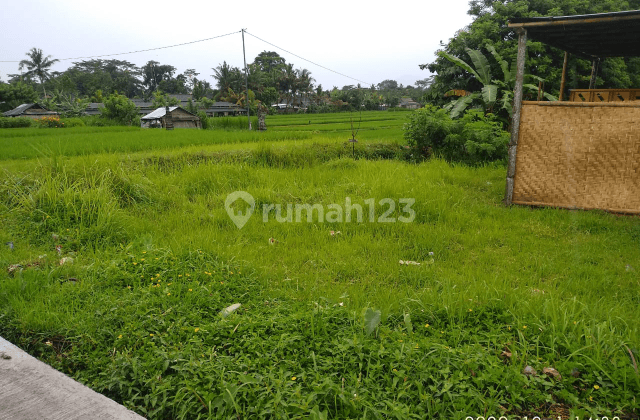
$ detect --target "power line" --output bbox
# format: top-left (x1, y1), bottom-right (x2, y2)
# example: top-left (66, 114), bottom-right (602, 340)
top-left (245, 31), bottom-right (374, 87)
top-left (0, 31), bottom-right (241, 63)
top-left (1, 29), bottom-right (374, 88)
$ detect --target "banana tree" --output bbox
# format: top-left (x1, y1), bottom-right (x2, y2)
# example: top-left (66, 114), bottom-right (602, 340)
top-left (439, 45), bottom-right (556, 119)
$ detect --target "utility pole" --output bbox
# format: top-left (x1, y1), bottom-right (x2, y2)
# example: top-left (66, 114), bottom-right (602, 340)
top-left (242, 28), bottom-right (251, 130)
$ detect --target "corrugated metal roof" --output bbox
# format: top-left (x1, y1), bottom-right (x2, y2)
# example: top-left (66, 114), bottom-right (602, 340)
top-left (509, 10), bottom-right (640, 58)
top-left (140, 106), bottom-right (179, 120)
top-left (3, 103), bottom-right (56, 117)
top-left (3, 103), bottom-right (35, 117)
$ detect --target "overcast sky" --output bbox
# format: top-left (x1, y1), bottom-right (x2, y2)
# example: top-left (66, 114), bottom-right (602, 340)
top-left (1, 0), bottom-right (474, 90)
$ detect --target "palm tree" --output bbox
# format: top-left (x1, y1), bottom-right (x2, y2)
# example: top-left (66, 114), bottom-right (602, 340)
top-left (295, 68), bottom-right (315, 108)
top-left (18, 48), bottom-right (59, 98)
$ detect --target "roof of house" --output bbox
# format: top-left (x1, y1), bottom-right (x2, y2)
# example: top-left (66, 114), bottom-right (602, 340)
top-left (169, 94), bottom-right (193, 102)
top-left (141, 106), bottom-right (199, 120)
top-left (508, 10), bottom-right (640, 59)
top-left (2, 103), bottom-right (54, 117)
top-left (210, 101), bottom-right (239, 108)
top-left (399, 98), bottom-right (419, 105)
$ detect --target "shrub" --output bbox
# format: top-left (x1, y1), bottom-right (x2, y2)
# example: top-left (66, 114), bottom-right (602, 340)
top-left (404, 105), bottom-right (509, 165)
top-left (0, 117), bottom-right (33, 128)
top-left (100, 93), bottom-right (139, 125)
top-left (403, 105), bottom-right (453, 158)
top-left (449, 111), bottom-right (510, 164)
top-left (197, 111), bottom-right (209, 129)
top-left (36, 116), bottom-right (64, 128)
top-left (81, 116), bottom-right (122, 127)
top-left (60, 118), bottom-right (85, 128)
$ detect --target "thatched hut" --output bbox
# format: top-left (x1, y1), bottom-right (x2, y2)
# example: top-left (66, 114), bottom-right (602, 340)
top-left (505, 10), bottom-right (640, 214)
top-left (140, 106), bottom-right (201, 129)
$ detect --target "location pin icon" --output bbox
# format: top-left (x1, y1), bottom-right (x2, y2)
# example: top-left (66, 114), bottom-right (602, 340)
top-left (225, 191), bottom-right (255, 229)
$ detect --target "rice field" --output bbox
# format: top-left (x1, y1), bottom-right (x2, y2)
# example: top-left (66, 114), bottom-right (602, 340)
top-left (0, 111), bottom-right (638, 419)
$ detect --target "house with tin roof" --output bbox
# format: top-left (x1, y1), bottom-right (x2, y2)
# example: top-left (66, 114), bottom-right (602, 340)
top-left (140, 106), bottom-right (201, 129)
top-left (2, 103), bottom-right (58, 119)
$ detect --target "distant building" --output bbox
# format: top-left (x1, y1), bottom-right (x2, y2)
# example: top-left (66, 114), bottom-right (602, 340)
top-left (84, 103), bottom-right (104, 116)
top-left (2, 103), bottom-right (58, 119)
top-left (398, 98), bottom-right (421, 109)
top-left (131, 99), bottom-right (156, 116)
top-left (204, 101), bottom-right (247, 117)
top-left (140, 106), bottom-right (201, 129)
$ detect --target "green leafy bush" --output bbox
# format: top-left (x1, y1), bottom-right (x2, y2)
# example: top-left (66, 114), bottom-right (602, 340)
top-left (196, 111), bottom-right (209, 129)
top-left (81, 116), bottom-right (123, 127)
top-left (404, 105), bottom-right (508, 164)
top-left (60, 118), bottom-right (85, 128)
top-left (0, 117), bottom-right (33, 128)
top-left (100, 93), bottom-right (139, 125)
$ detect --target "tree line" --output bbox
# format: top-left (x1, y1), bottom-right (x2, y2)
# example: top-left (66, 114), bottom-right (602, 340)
top-left (0, 48), bottom-right (430, 114)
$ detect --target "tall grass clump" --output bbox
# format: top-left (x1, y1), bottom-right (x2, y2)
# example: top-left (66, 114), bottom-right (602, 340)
top-left (0, 163), bottom-right (152, 249)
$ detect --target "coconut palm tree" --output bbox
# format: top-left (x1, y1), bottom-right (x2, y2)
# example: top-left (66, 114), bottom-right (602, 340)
top-left (18, 48), bottom-right (59, 98)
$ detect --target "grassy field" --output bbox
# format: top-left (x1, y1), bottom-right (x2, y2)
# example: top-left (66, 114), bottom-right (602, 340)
top-left (0, 112), bottom-right (639, 419)
top-left (0, 112), bottom-right (405, 160)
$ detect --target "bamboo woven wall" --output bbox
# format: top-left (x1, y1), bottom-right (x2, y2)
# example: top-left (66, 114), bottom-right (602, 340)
top-left (512, 101), bottom-right (640, 214)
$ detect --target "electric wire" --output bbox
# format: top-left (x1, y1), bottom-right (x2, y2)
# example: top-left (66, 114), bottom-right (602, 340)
top-left (245, 31), bottom-right (374, 87)
top-left (1, 29), bottom-right (374, 88)
top-left (0, 31), bottom-right (241, 63)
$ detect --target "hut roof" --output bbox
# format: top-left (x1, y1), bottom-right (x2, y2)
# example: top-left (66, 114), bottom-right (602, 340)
top-left (509, 10), bottom-right (640, 59)
top-left (2, 103), bottom-right (53, 117)
top-left (140, 106), bottom-right (198, 120)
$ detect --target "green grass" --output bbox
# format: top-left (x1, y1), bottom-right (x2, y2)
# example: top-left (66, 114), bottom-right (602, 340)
top-left (0, 113), bottom-right (638, 419)
top-left (0, 111), bottom-right (408, 161)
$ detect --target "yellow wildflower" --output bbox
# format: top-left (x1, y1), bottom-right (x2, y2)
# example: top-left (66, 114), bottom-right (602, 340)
top-left (194, 328), bottom-right (200, 332)
top-left (594, 385), bottom-right (600, 390)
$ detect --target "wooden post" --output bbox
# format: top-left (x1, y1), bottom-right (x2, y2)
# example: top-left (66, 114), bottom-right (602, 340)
top-left (164, 106), bottom-right (174, 131)
top-left (589, 58), bottom-right (599, 90)
top-left (559, 51), bottom-right (568, 101)
top-left (505, 27), bottom-right (527, 205)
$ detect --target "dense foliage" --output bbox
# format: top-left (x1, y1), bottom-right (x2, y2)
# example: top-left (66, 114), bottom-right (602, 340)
top-left (404, 105), bottom-right (509, 164)
top-left (5, 47), bottom-right (428, 117)
top-left (100, 93), bottom-right (139, 126)
top-left (422, 0), bottom-right (640, 105)
top-left (0, 82), bottom-right (38, 112)
top-left (0, 117), bottom-right (33, 128)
